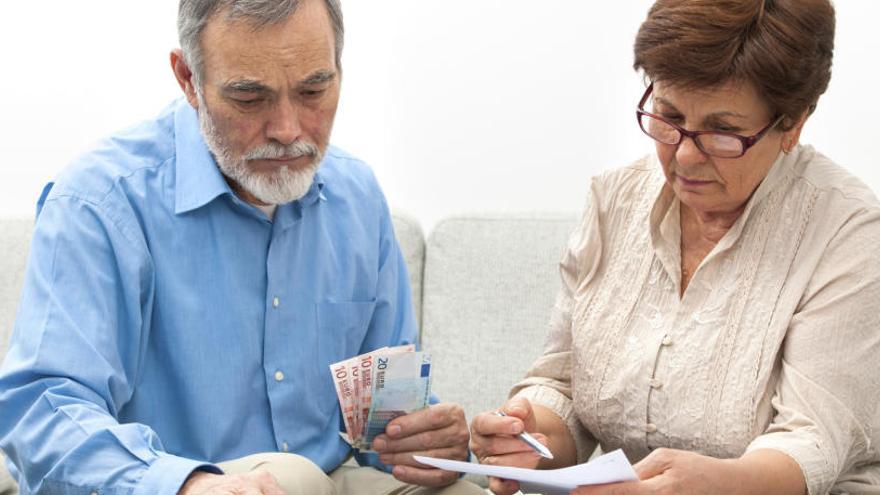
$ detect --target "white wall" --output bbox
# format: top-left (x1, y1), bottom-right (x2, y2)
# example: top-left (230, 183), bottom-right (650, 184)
top-left (2, 2), bottom-right (878, 230)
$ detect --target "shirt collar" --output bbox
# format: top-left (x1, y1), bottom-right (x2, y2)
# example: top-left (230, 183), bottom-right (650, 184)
top-left (172, 98), bottom-right (328, 215)
top-left (711, 146), bottom-right (794, 251)
top-left (649, 171), bottom-right (680, 286)
top-left (173, 99), bottom-right (235, 215)
top-left (298, 173), bottom-right (327, 208)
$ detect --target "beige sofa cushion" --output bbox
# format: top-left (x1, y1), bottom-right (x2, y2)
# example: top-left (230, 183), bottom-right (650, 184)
top-left (420, 213), bottom-right (579, 423)
top-left (0, 218), bottom-right (30, 364)
top-left (391, 212), bottom-right (426, 330)
top-left (0, 217), bottom-right (29, 495)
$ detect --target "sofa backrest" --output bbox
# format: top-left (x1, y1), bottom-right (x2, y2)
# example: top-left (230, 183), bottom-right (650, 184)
top-left (390, 212), bottom-right (426, 330)
top-left (419, 213), bottom-right (579, 422)
top-left (0, 218), bottom-right (31, 364)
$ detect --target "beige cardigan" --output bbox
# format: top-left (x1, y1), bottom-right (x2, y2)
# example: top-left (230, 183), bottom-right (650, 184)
top-left (512, 145), bottom-right (880, 494)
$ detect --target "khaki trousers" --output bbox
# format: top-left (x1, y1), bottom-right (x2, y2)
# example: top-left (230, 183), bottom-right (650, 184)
top-left (219, 453), bottom-right (485, 495)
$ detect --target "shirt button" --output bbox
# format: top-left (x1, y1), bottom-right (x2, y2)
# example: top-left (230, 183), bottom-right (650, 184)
top-left (645, 423), bottom-right (658, 433)
top-left (661, 335), bottom-right (673, 346)
top-left (282, 441), bottom-right (289, 452)
top-left (274, 370), bottom-right (285, 382)
top-left (650, 379), bottom-right (663, 389)
top-left (272, 297), bottom-right (280, 308)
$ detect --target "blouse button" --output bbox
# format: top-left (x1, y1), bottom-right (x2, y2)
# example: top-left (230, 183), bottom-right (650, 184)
top-left (649, 379), bottom-right (663, 389)
top-left (661, 335), bottom-right (673, 346)
top-left (645, 423), bottom-right (658, 434)
top-left (650, 311), bottom-right (663, 329)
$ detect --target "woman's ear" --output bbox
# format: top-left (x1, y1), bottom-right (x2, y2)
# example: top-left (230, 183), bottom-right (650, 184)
top-left (781, 113), bottom-right (809, 154)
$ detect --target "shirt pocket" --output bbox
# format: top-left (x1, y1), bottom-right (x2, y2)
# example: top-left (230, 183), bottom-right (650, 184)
top-left (314, 300), bottom-right (377, 415)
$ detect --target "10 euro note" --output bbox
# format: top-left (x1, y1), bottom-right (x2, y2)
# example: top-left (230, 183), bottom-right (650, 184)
top-left (330, 359), bottom-right (358, 445)
top-left (362, 351), bottom-right (432, 451)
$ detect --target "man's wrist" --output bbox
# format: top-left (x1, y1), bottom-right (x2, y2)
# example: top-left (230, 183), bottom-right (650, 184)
top-left (179, 470), bottom-right (220, 495)
top-left (133, 454), bottom-right (222, 495)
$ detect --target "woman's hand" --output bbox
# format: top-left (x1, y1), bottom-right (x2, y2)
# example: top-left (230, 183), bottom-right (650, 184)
top-left (572, 448), bottom-right (733, 495)
top-left (469, 397), bottom-right (550, 495)
top-left (572, 448), bottom-right (805, 495)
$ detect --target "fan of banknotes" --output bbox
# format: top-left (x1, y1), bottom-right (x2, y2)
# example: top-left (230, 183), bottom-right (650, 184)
top-left (329, 344), bottom-right (432, 451)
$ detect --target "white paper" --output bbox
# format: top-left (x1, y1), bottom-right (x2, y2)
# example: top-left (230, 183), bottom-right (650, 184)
top-left (414, 449), bottom-right (638, 495)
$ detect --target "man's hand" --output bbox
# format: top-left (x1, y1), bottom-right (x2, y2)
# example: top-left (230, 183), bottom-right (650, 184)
top-left (371, 402), bottom-right (470, 487)
top-left (469, 397), bottom-right (548, 495)
top-left (179, 471), bottom-right (285, 495)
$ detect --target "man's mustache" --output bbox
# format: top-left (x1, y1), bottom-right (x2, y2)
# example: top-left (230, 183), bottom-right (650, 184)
top-left (243, 140), bottom-right (319, 160)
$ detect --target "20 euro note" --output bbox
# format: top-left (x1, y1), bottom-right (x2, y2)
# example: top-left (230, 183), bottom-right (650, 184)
top-left (330, 345), bottom-right (416, 449)
top-left (362, 351), bottom-right (432, 451)
top-left (355, 344), bottom-right (415, 447)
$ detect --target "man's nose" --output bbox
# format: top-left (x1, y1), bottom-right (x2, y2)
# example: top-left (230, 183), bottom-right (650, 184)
top-left (265, 99), bottom-right (302, 145)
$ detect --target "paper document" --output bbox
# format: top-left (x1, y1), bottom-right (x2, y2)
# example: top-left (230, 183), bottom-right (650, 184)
top-left (414, 449), bottom-right (638, 495)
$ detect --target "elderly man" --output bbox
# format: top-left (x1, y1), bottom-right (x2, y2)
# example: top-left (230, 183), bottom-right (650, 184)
top-left (0, 1), bottom-right (483, 494)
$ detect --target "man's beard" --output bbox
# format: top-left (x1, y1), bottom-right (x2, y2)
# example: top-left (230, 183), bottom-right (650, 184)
top-left (197, 99), bottom-right (324, 205)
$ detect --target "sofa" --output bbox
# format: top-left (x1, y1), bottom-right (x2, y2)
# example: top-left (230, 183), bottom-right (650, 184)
top-left (0, 211), bottom-right (579, 493)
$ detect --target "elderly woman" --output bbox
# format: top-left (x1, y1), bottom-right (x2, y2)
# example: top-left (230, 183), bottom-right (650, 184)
top-left (470, 1), bottom-right (880, 494)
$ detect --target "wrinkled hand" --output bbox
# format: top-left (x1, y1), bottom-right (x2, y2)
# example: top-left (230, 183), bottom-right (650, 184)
top-left (470, 397), bottom-right (549, 495)
top-left (178, 471), bottom-right (285, 495)
top-left (372, 402), bottom-right (470, 487)
top-left (573, 448), bottom-right (733, 495)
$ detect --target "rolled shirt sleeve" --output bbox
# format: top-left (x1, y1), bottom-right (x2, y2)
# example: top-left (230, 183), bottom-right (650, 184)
top-left (746, 207), bottom-right (880, 495)
top-left (0, 192), bottom-right (215, 494)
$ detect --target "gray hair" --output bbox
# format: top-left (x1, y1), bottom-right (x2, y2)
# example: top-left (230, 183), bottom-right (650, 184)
top-left (178, 0), bottom-right (344, 87)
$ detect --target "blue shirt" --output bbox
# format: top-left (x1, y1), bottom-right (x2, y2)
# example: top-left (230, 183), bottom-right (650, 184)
top-left (0, 99), bottom-right (418, 494)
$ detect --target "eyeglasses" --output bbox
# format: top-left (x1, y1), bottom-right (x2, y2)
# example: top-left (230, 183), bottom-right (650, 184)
top-left (636, 83), bottom-right (782, 159)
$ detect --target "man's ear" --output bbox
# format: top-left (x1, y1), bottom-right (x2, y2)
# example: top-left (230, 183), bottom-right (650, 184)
top-left (170, 49), bottom-right (200, 109)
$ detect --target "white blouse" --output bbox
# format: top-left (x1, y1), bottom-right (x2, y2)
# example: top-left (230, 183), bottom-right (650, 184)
top-left (512, 145), bottom-right (880, 494)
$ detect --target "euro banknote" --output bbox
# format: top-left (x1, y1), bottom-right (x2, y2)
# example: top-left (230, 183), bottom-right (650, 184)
top-left (330, 344), bottom-right (425, 450)
top-left (362, 351), bottom-right (432, 450)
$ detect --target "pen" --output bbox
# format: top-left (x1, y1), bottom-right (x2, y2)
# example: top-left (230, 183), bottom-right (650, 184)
top-left (494, 411), bottom-right (554, 460)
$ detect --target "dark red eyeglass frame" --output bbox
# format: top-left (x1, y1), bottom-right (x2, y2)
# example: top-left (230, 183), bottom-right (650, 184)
top-left (636, 83), bottom-right (783, 159)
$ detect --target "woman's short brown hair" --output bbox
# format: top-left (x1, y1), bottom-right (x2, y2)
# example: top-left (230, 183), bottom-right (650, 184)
top-left (633, 0), bottom-right (835, 129)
